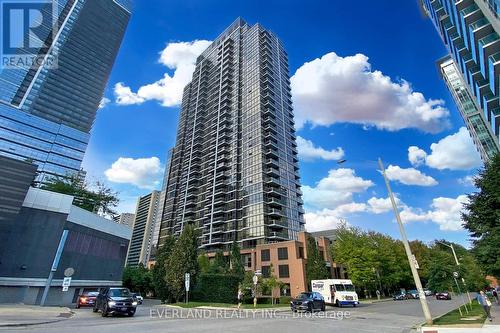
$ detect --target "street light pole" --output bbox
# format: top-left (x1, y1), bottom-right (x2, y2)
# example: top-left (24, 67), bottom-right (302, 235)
top-left (437, 241), bottom-right (473, 307)
top-left (378, 158), bottom-right (433, 325)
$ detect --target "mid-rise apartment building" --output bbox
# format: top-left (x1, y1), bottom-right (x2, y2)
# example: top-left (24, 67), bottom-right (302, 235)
top-left (207, 230), bottom-right (346, 297)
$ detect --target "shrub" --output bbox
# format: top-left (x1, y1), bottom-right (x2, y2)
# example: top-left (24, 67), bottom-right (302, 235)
top-left (192, 273), bottom-right (240, 303)
top-left (279, 296), bottom-right (292, 304)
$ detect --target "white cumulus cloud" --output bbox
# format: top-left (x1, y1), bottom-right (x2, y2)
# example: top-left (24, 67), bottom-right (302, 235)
top-left (408, 146), bottom-right (427, 167)
top-left (296, 136), bottom-right (344, 161)
top-left (408, 127), bottom-right (482, 170)
top-left (99, 97), bottom-right (111, 109)
top-left (400, 195), bottom-right (468, 231)
top-left (291, 52), bottom-right (450, 132)
top-left (385, 164), bottom-right (438, 186)
top-left (114, 40), bottom-right (211, 107)
top-left (303, 168), bottom-right (374, 210)
top-left (367, 196), bottom-right (404, 214)
top-left (105, 157), bottom-right (162, 189)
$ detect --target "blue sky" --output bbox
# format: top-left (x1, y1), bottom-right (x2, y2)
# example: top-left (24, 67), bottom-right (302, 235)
top-left (82, 0), bottom-right (483, 246)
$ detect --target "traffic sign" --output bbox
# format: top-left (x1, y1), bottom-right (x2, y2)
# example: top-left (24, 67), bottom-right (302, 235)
top-left (185, 273), bottom-right (190, 291)
top-left (252, 275), bottom-right (258, 285)
top-left (453, 271), bottom-right (459, 278)
top-left (62, 277), bottom-right (71, 291)
top-left (64, 267), bottom-right (74, 277)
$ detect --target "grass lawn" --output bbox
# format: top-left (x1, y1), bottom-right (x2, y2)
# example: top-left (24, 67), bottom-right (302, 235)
top-left (172, 301), bottom-right (289, 309)
top-left (431, 300), bottom-right (486, 326)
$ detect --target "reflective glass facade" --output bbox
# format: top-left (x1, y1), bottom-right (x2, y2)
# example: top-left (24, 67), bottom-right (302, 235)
top-left (420, 0), bottom-right (500, 160)
top-left (159, 18), bottom-right (305, 251)
top-left (0, 0), bottom-right (130, 182)
top-left (438, 56), bottom-right (499, 160)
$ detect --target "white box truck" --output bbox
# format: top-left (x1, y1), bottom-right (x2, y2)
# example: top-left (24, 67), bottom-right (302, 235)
top-left (311, 279), bottom-right (359, 307)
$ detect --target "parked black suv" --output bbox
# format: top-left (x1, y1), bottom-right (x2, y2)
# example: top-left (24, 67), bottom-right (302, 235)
top-left (94, 287), bottom-right (137, 317)
top-left (290, 292), bottom-right (326, 312)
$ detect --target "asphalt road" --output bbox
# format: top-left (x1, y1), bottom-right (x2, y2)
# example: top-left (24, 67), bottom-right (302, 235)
top-left (2, 297), bottom-right (466, 333)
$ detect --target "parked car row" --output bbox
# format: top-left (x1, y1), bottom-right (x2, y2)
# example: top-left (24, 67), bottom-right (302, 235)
top-left (393, 289), bottom-right (452, 301)
top-left (76, 288), bottom-right (143, 317)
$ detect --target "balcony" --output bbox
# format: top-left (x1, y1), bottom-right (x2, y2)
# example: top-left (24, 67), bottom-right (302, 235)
top-left (266, 230), bottom-right (289, 240)
top-left (266, 219), bottom-right (288, 229)
top-left (265, 175), bottom-right (280, 187)
top-left (266, 186), bottom-right (285, 197)
top-left (216, 162), bottom-right (230, 170)
top-left (267, 196), bottom-right (286, 207)
top-left (267, 207), bottom-right (285, 217)
top-left (265, 158), bottom-right (279, 169)
top-left (265, 166), bottom-right (280, 177)
top-left (265, 149), bottom-right (279, 159)
top-left (264, 140), bottom-right (279, 151)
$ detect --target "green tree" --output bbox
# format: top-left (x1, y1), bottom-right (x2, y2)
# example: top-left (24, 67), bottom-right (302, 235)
top-left (410, 240), bottom-right (432, 285)
top-left (90, 181), bottom-right (119, 216)
top-left (165, 225), bottom-right (199, 302)
top-left (229, 241), bottom-right (245, 282)
top-left (198, 253), bottom-right (211, 274)
top-left (462, 154), bottom-right (500, 278)
top-left (330, 226), bottom-right (377, 294)
top-left (122, 264), bottom-right (152, 295)
top-left (42, 174), bottom-right (119, 217)
top-left (261, 264), bottom-right (283, 304)
top-left (306, 235), bottom-right (329, 289)
top-left (426, 248), bottom-right (455, 292)
top-left (210, 249), bottom-right (228, 274)
top-left (151, 236), bottom-right (176, 302)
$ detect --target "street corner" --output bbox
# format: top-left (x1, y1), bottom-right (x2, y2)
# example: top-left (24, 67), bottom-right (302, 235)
top-left (0, 304), bottom-right (74, 328)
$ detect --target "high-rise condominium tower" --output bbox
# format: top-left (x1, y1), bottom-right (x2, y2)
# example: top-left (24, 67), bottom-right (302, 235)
top-left (0, 0), bottom-right (131, 182)
top-left (438, 56), bottom-right (499, 160)
top-left (159, 18), bottom-right (305, 251)
top-left (419, 0), bottom-right (500, 161)
top-left (126, 191), bottom-right (161, 267)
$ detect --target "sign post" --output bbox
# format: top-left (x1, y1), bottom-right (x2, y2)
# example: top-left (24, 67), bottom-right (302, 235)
top-left (252, 274), bottom-right (259, 308)
top-left (185, 273), bottom-right (190, 304)
top-left (41, 230), bottom-right (68, 306)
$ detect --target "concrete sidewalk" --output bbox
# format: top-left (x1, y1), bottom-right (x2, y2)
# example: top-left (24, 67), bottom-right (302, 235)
top-left (0, 304), bottom-right (73, 327)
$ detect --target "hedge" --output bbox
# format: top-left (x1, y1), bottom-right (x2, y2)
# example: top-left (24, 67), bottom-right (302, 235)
top-left (192, 273), bottom-right (240, 303)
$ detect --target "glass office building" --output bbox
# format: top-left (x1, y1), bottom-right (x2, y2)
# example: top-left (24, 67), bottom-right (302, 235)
top-left (420, 0), bottom-right (500, 161)
top-left (438, 56), bottom-right (499, 160)
top-left (159, 18), bottom-right (305, 251)
top-left (0, 0), bottom-right (131, 182)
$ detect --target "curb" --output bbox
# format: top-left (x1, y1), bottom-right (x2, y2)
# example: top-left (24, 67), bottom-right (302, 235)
top-left (197, 306), bottom-right (290, 312)
top-left (0, 308), bottom-right (74, 328)
top-left (0, 319), bottom-right (63, 328)
top-left (361, 298), bottom-right (393, 304)
top-left (157, 304), bottom-right (290, 311)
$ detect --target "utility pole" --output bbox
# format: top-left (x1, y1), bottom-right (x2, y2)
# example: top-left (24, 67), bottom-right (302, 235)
top-left (378, 158), bottom-right (433, 325)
